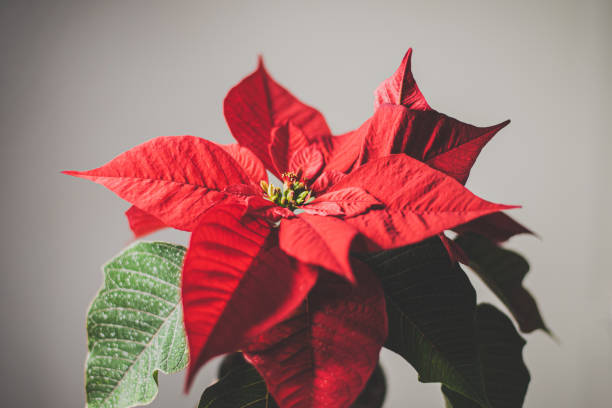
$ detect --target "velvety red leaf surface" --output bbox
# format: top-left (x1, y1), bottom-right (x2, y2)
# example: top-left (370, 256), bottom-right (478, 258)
top-left (374, 48), bottom-right (430, 111)
top-left (288, 145), bottom-right (325, 181)
top-left (224, 58), bottom-right (331, 171)
top-left (221, 144), bottom-right (268, 184)
top-left (182, 203), bottom-right (318, 389)
top-left (310, 170), bottom-right (347, 193)
top-left (63, 136), bottom-right (251, 231)
top-left (245, 195), bottom-right (296, 222)
top-left (279, 214), bottom-right (361, 283)
top-left (355, 104), bottom-right (510, 185)
top-left (124, 206), bottom-right (166, 238)
top-left (332, 155), bottom-right (517, 250)
top-left (269, 122), bottom-right (310, 176)
top-left (453, 212), bottom-right (534, 243)
top-left (304, 187), bottom-right (382, 217)
top-left (318, 130), bottom-right (363, 174)
top-left (244, 264), bottom-right (387, 408)
top-left (123, 144), bottom-right (268, 238)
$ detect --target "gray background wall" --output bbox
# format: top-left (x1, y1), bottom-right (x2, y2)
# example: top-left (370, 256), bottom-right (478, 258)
top-left (1, 0), bottom-right (610, 406)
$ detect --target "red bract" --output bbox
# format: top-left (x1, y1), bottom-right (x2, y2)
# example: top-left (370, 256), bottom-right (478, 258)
top-left (64, 49), bottom-right (524, 408)
top-left (224, 50), bottom-right (532, 244)
top-left (368, 49), bottom-right (532, 242)
top-left (244, 263), bottom-right (387, 408)
top-left (374, 48), bottom-right (430, 111)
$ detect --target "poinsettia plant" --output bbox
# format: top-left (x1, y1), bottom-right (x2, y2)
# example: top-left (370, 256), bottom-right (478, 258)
top-left (65, 48), bottom-right (547, 408)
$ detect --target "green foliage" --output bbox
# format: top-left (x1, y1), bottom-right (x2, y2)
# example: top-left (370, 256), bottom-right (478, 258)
top-left (199, 353), bottom-right (278, 408)
top-left (360, 238), bottom-right (490, 406)
top-left (85, 242), bottom-right (188, 408)
top-left (360, 237), bottom-right (533, 408)
top-left (442, 304), bottom-right (530, 408)
top-left (455, 233), bottom-right (549, 334)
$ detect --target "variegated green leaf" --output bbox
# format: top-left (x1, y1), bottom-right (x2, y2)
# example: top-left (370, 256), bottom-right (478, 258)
top-left (85, 241), bottom-right (188, 408)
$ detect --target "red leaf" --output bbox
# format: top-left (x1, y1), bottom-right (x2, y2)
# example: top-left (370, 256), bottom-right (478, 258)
top-left (63, 136), bottom-right (251, 231)
top-left (453, 212), bottom-right (534, 243)
top-left (269, 122), bottom-right (310, 177)
top-left (244, 264), bottom-right (387, 408)
top-left (318, 130), bottom-right (363, 174)
top-left (304, 187), bottom-right (382, 217)
top-left (279, 214), bottom-right (363, 283)
top-left (355, 104), bottom-right (510, 185)
top-left (310, 170), bottom-right (347, 193)
top-left (223, 183), bottom-right (260, 198)
top-left (332, 155), bottom-right (517, 250)
top-left (224, 57), bottom-right (331, 171)
top-left (124, 206), bottom-right (166, 238)
top-left (374, 48), bottom-right (430, 111)
top-left (182, 203), bottom-right (318, 389)
top-left (246, 195), bottom-right (296, 221)
top-left (288, 145), bottom-right (325, 181)
top-left (221, 144), bottom-right (268, 184)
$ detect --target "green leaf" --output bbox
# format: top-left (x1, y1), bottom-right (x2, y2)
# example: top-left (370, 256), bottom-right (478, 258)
top-left (442, 304), bottom-right (530, 408)
top-left (200, 353), bottom-right (387, 408)
top-left (85, 241), bottom-right (189, 408)
top-left (199, 353), bottom-right (278, 408)
top-left (359, 237), bottom-right (490, 408)
top-left (455, 233), bottom-right (549, 334)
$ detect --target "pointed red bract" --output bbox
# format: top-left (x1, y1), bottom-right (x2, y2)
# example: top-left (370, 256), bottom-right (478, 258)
top-left (224, 58), bottom-right (331, 171)
top-left (63, 136), bottom-right (251, 231)
top-left (244, 264), bottom-right (387, 408)
top-left (355, 104), bottom-right (510, 185)
top-left (453, 212), bottom-right (534, 243)
top-left (332, 155), bottom-right (517, 250)
top-left (125, 206), bottom-right (166, 238)
top-left (221, 144), bottom-right (268, 184)
top-left (181, 202), bottom-right (318, 390)
top-left (374, 48), bottom-right (430, 111)
top-left (123, 144), bottom-right (266, 238)
top-left (279, 214), bottom-right (362, 283)
top-left (304, 187), bottom-right (382, 217)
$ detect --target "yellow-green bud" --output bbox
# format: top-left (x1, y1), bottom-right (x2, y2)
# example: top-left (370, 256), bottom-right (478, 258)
top-left (296, 190), bottom-right (309, 204)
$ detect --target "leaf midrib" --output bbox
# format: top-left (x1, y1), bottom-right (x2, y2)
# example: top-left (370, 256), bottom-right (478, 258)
top-left (92, 303), bottom-right (181, 408)
top-left (384, 294), bottom-right (489, 408)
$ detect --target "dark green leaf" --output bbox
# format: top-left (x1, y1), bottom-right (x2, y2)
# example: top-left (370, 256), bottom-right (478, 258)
top-left (199, 353), bottom-right (278, 408)
top-left (455, 233), bottom-right (549, 334)
top-left (85, 242), bottom-right (189, 408)
top-left (201, 353), bottom-right (386, 408)
top-left (359, 238), bottom-right (490, 408)
top-left (442, 304), bottom-right (530, 408)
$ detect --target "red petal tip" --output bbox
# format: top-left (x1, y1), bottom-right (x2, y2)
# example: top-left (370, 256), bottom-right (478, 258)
top-left (403, 47), bottom-right (414, 62)
top-left (497, 119), bottom-right (511, 129)
top-left (257, 54), bottom-right (265, 70)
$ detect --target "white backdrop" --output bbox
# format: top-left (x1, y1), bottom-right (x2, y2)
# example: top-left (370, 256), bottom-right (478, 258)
top-left (1, 0), bottom-right (610, 406)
